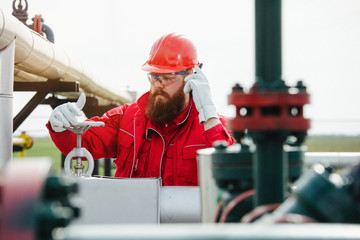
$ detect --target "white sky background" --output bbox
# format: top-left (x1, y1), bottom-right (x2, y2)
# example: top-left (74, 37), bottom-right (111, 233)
top-left (1, 0), bottom-right (360, 136)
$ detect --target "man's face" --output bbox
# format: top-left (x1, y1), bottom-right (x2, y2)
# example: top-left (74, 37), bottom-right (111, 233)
top-left (146, 73), bottom-right (188, 125)
top-left (149, 72), bottom-right (187, 100)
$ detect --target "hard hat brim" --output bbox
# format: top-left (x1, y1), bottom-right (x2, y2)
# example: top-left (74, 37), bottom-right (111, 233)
top-left (141, 62), bottom-right (199, 73)
top-left (141, 63), bottom-right (191, 73)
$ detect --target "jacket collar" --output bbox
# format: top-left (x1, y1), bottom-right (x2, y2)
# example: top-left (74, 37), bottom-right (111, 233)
top-left (136, 91), bottom-right (150, 111)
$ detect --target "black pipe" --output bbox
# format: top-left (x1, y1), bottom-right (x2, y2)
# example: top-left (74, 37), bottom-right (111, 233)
top-left (42, 23), bottom-right (55, 43)
top-left (92, 159), bottom-right (99, 176)
top-left (61, 153), bottom-right (66, 169)
top-left (104, 158), bottom-right (112, 176)
top-left (255, 0), bottom-right (282, 89)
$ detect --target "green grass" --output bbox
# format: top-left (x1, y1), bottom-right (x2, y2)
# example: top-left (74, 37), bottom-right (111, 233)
top-left (13, 137), bottom-right (62, 171)
top-left (13, 137), bottom-right (115, 175)
top-left (304, 135), bottom-right (360, 152)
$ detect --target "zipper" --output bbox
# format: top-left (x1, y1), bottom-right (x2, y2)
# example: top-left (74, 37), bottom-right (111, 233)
top-left (129, 110), bottom-right (139, 178)
top-left (148, 127), bottom-right (165, 178)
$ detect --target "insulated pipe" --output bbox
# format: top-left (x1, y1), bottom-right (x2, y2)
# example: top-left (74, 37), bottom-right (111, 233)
top-left (14, 68), bottom-right (47, 82)
top-left (0, 40), bottom-right (15, 171)
top-left (160, 186), bottom-right (201, 223)
top-left (64, 224), bottom-right (360, 240)
top-left (0, 9), bottom-right (130, 105)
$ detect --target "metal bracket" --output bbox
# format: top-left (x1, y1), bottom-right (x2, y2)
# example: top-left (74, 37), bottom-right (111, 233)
top-left (13, 79), bottom-right (79, 132)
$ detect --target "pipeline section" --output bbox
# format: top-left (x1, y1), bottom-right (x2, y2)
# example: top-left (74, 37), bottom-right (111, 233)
top-left (0, 9), bottom-right (130, 105)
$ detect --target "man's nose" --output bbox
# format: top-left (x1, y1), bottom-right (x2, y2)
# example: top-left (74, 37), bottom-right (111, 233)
top-left (154, 79), bottom-right (164, 88)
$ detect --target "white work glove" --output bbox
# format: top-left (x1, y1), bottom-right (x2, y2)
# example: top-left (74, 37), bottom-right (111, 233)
top-left (49, 93), bottom-right (86, 132)
top-left (184, 65), bottom-right (218, 124)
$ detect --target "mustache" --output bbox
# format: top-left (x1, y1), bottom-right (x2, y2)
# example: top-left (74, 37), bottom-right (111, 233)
top-left (152, 89), bottom-right (170, 98)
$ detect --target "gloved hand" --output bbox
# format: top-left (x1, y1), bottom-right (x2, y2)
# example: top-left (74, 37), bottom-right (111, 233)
top-left (49, 93), bottom-right (86, 132)
top-left (184, 65), bottom-right (218, 124)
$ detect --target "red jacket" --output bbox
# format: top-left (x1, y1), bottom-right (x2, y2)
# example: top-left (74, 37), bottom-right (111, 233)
top-left (48, 92), bottom-right (235, 186)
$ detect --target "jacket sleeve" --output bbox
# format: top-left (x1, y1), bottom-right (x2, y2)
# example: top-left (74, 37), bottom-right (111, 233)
top-left (47, 104), bottom-right (130, 159)
top-left (202, 115), bottom-right (236, 147)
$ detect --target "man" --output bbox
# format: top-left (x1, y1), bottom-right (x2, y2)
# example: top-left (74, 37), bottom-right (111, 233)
top-left (47, 33), bottom-right (235, 186)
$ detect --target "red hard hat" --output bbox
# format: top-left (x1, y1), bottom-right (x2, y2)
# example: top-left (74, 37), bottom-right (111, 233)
top-left (141, 33), bottom-right (200, 73)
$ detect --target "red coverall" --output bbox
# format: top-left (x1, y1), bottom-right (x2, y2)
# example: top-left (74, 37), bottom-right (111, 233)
top-left (48, 92), bottom-right (235, 186)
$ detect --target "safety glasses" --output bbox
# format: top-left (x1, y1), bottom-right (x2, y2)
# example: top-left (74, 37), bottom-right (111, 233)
top-left (147, 72), bottom-right (187, 86)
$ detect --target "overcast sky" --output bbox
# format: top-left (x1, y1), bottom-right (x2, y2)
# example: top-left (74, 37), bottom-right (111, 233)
top-left (1, 0), bottom-right (360, 136)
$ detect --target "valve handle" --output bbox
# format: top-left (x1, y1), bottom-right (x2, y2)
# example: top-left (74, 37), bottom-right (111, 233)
top-left (64, 148), bottom-right (94, 177)
top-left (63, 121), bottom-right (104, 177)
top-left (64, 121), bottom-right (105, 134)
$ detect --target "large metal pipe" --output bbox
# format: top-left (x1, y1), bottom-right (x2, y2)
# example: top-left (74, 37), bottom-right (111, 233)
top-left (0, 40), bottom-right (15, 171)
top-left (255, 0), bottom-right (282, 87)
top-left (67, 223), bottom-right (360, 240)
top-left (64, 224), bottom-right (360, 240)
top-left (160, 186), bottom-right (201, 223)
top-left (0, 9), bottom-right (130, 105)
top-left (198, 148), bottom-right (360, 223)
top-left (253, 0), bottom-right (286, 207)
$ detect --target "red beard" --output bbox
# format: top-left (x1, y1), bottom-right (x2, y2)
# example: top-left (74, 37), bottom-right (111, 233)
top-left (146, 86), bottom-right (186, 125)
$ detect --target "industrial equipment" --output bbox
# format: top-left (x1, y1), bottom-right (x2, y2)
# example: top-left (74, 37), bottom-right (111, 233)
top-left (2, 0), bottom-right (360, 239)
